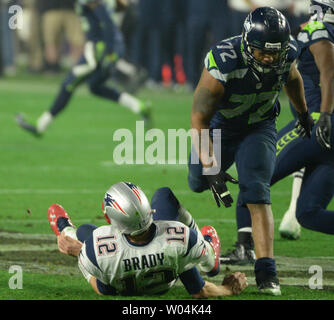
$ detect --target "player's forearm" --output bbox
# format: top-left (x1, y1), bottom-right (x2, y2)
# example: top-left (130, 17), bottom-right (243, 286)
top-left (284, 77), bottom-right (308, 115)
top-left (320, 69), bottom-right (334, 113)
top-left (191, 88), bottom-right (219, 169)
top-left (284, 62), bottom-right (309, 114)
top-left (89, 276), bottom-right (103, 295)
top-left (191, 281), bottom-right (233, 298)
top-left (191, 115), bottom-right (216, 169)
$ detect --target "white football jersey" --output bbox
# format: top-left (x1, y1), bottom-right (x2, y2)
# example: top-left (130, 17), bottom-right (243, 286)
top-left (78, 221), bottom-right (212, 295)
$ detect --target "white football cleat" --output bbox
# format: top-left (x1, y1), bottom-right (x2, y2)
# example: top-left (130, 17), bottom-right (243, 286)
top-left (279, 208), bottom-right (301, 240)
top-left (258, 281), bottom-right (281, 296)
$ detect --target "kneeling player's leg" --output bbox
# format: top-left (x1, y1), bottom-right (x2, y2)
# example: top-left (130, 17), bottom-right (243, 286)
top-left (273, 120), bottom-right (315, 239)
top-left (279, 169), bottom-right (304, 240)
top-left (151, 187), bottom-right (199, 230)
top-left (296, 165), bottom-right (334, 234)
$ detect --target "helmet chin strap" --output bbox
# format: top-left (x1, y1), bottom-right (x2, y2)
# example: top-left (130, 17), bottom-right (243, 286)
top-left (243, 44), bottom-right (282, 82)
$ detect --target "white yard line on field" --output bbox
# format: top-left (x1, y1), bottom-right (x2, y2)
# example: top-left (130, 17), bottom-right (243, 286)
top-left (1, 231), bottom-right (334, 287)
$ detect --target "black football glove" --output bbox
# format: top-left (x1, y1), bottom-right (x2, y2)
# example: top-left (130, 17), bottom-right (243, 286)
top-left (316, 112), bottom-right (332, 150)
top-left (295, 111), bottom-right (314, 138)
top-left (206, 172), bottom-right (238, 208)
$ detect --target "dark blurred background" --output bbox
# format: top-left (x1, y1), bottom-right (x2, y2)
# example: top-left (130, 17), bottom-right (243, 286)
top-left (0, 0), bottom-right (310, 90)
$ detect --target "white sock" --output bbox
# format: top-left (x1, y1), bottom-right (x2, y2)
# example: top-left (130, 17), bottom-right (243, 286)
top-left (36, 111), bottom-right (53, 133)
top-left (62, 226), bottom-right (78, 240)
top-left (118, 92), bottom-right (141, 113)
top-left (288, 169), bottom-right (304, 212)
top-left (115, 59), bottom-right (137, 78)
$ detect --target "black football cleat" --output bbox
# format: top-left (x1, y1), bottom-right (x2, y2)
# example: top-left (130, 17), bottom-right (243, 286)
top-left (257, 277), bottom-right (281, 296)
top-left (16, 114), bottom-right (41, 137)
top-left (220, 242), bottom-right (256, 265)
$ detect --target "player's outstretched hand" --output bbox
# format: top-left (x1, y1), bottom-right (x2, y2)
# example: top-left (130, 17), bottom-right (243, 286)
top-left (57, 233), bottom-right (83, 257)
top-left (222, 272), bottom-right (248, 295)
top-left (296, 111), bottom-right (314, 138)
top-left (316, 112), bottom-right (331, 150)
top-left (206, 172), bottom-right (238, 208)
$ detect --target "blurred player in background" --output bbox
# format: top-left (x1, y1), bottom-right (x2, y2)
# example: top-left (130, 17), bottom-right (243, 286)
top-left (48, 182), bottom-right (248, 298)
top-left (279, 0), bottom-right (334, 239)
top-left (16, 0), bottom-right (151, 137)
top-left (188, 7), bottom-right (314, 295)
top-left (224, 0), bottom-right (334, 267)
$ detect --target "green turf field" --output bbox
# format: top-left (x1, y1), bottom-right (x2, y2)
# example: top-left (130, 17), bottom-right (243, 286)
top-left (0, 74), bottom-right (333, 302)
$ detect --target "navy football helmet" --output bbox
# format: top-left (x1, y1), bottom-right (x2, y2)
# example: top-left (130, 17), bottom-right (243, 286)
top-left (311, 0), bottom-right (334, 23)
top-left (242, 7), bottom-right (291, 79)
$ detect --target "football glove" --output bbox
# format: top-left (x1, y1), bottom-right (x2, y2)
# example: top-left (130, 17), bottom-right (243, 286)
top-left (295, 111), bottom-right (314, 138)
top-left (316, 112), bottom-right (332, 150)
top-left (206, 171), bottom-right (238, 208)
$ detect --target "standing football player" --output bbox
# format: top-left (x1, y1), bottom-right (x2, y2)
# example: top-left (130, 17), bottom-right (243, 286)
top-left (16, 0), bottom-right (151, 136)
top-left (49, 182), bottom-right (248, 297)
top-left (188, 7), bottom-right (314, 295)
top-left (230, 0), bottom-right (334, 252)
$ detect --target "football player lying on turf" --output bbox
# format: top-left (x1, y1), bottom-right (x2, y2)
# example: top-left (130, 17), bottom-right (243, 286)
top-left (48, 182), bottom-right (248, 298)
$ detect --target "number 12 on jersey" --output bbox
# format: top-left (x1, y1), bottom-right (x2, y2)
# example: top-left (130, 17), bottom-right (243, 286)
top-left (166, 227), bottom-right (186, 244)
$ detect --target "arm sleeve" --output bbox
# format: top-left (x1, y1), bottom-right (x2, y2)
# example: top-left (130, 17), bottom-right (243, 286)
top-left (179, 267), bottom-right (205, 295)
top-left (204, 49), bottom-right (228, 85)
top-left (96, 279), bottom-right (118, 295)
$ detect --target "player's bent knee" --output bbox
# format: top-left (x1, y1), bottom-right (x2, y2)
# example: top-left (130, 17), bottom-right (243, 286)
top-left (239, 181), bottom-right (270, 204)
top-left (187, 176), bottom-right (207, 193)
top-left (151, 187), bottom-right (175, 206)
top-left (188, 183), bottom-right (206, 193)
top-left (152, 187), bottom-right (174, 200)
top-left (296, 206), bottom-right (317, 228)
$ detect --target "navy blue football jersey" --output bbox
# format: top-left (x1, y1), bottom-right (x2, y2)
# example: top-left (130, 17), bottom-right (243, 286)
top-left (297, 21), bottom-right (334, 112)
top-left (75, 0), bottom-right (123, 54)
top-left (205, 35), bottom-right (298, 134)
